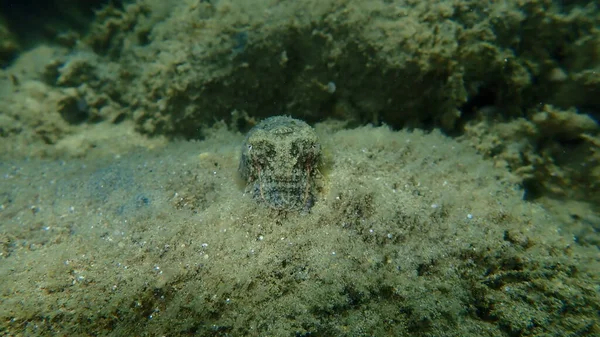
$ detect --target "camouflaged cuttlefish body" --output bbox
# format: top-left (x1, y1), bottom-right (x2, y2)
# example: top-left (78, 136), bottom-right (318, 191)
top-left (239, 116), bottom-right (321, 211)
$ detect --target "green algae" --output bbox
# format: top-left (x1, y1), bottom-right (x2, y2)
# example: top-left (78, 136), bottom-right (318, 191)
top-left (0, 124), bottom-right (597, 336)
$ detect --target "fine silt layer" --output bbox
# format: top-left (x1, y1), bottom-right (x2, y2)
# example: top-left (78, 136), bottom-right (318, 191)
top-left (0, 124), bottom-right (598, 336)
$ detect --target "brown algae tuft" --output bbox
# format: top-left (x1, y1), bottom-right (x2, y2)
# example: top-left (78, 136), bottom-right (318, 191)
top-left (239, 116), bottom-right (321, 210)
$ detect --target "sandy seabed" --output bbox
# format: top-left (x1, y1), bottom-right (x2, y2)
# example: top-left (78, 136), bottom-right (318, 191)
top-left (1, 123), bottom-right (598, 336)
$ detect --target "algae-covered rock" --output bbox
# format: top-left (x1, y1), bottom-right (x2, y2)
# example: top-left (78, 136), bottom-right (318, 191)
top-left (532, 104), bottom-right (597, 140)
top-left (0, 14), bottom-right (19, 66)
top-left (462, 104), bottom-right (599, 204)
top-left (76, 0), bottom-right (596, 139)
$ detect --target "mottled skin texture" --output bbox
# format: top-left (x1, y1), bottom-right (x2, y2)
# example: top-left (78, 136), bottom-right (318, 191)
top-left (239, 116), bottom-right (321, 210)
